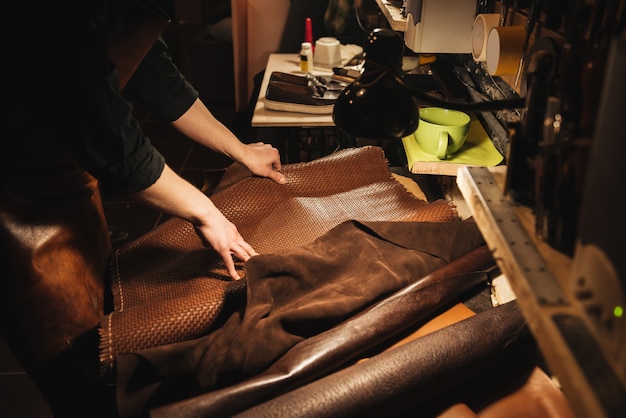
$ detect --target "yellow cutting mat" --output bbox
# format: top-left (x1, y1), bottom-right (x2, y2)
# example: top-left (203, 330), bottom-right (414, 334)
top-left (402, 118), bottom-right (504, 176)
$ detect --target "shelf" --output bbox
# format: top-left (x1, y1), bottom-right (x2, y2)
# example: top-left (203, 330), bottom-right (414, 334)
top-left (457, 165), bottom-right (626, 418)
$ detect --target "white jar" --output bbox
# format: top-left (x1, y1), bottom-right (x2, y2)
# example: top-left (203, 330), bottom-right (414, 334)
top-left (314, 37), bottom-right (342, 69)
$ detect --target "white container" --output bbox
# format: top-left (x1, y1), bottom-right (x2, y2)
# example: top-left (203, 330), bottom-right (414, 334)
top-left (314, 37), bottom-right (342, 69)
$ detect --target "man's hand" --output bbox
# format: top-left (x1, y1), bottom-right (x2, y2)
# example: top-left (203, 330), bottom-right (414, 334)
top-left (242, 142), bottom-right (286, 184)
top-left (193, 214), bottom-right (258, 281)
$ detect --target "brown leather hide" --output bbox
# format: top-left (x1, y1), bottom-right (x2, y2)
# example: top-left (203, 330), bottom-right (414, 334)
top-left (0, 172), bottom-right (110, 364)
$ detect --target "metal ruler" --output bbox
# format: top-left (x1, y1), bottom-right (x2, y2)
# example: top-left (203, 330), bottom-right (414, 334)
top-left (457, 166), bottom-right (567, 306)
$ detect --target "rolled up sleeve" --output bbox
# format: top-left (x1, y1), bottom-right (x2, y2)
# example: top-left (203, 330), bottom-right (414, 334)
top-left (124, 36), bottom-right (199, 121)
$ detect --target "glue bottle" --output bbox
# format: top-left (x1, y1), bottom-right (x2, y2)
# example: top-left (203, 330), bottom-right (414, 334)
top-left (305, 17), bottom-right (314, 52)
top-left (300, 42), bottom-right (313, 73)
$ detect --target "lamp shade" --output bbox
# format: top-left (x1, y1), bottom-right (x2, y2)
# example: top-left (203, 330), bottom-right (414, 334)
top-left (333, 29), bottom-right (419, 140)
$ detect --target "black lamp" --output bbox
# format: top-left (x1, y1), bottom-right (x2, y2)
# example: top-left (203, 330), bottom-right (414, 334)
top-left (333, 28), bottom-right (419, 140)
top-left (332, 28), bottom-right (527, 142)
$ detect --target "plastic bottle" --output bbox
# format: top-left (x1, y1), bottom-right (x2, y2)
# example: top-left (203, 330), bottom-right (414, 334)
top-left (300, 42), bottom-right (313, 73)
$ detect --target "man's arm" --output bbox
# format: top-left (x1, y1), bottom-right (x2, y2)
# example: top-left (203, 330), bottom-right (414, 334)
top-left (172, 98), bottom-right (286, 184)
top-left (133, 163), bottom-right (256, 280)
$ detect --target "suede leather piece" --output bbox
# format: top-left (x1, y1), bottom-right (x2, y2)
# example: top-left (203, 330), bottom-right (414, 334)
top-left (115, 219), bottom-right (485, 417)
top-left (149, 246), bottom-right (496, 418)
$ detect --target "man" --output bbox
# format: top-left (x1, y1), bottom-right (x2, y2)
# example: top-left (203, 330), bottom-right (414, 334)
top-left (1, 1), bottom-right (284, 415)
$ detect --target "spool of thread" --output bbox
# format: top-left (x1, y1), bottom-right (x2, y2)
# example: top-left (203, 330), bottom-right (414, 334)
top-left (472, 14), bottom-right (501, 62)
top-left (486, 26), bottom-right (526, 76)
top-left (305, 17), bottom-right (314, 52)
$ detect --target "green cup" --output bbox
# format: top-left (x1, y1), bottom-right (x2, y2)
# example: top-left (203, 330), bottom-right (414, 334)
top-left (414, 107), bottom-right (471, 159)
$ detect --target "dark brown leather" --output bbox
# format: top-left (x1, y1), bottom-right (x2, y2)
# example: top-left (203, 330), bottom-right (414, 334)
top-left (356, 306), bottom-right (574, 418)
top-left (269, 71), bottom-right (310, 86)
top-left (231, 301), bottom-right (534, 418)
top-left (148, 245), bottom-right (495, 418)
top-left (265, 72), bottom-right (338, 107)
top-left (114, 219), bottom-right (486, 418)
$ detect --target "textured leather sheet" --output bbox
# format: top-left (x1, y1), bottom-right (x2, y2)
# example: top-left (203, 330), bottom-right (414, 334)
top-left (99, 147), bottom-right (457, 371)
